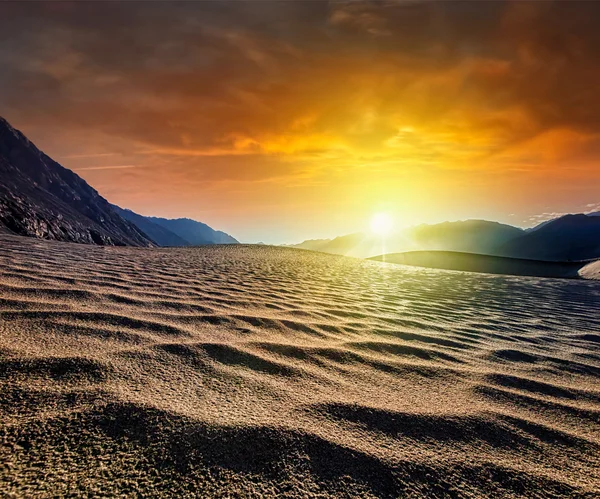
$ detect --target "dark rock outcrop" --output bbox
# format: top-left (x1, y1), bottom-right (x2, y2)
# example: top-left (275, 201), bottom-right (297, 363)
top-left (0, 116), bottom-right (153, 246)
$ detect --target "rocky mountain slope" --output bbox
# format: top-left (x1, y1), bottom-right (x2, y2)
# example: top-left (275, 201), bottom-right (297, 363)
top-left (0, 116), bottom-right (153, 246)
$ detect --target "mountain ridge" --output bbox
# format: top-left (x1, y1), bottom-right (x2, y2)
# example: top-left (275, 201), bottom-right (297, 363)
top-left (286, 220), bottom-right (525, 259)
top-left (115, 208), bottom-right (239, 246)
top-left (0, 116), bottom-right (154, 246)
top-left (498, 214), bottom-right (600, 261)
top-left (112, 206), bottom-right (190, 247)
top-left (288, 214), bottom-right (600, 261)
top-left (147, 216), bottom-right (239, 245)
top-left (0, 115), bottom-right (239, 247)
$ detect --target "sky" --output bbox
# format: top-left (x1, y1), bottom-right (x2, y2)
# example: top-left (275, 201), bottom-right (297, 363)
top-left (1, 1), bottom-right (600, 244)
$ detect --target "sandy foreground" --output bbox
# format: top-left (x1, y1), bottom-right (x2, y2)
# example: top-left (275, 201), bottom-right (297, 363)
top-left (0, 234), bottom-right (599, 498)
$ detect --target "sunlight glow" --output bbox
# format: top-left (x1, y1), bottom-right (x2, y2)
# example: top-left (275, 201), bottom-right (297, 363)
top-left (370, 212), bottom-right (394, 236)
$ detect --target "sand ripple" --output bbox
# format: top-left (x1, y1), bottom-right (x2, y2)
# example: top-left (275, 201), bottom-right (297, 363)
top-left (1, 234), bottom-right (599, 497)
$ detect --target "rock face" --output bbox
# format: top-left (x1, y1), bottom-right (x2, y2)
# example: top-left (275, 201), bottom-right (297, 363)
top-left (0, 116), bottom-right (154, 246)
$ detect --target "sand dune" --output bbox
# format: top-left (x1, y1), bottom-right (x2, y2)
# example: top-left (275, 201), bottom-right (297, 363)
top-left (581, 260), bottom-right (600, 280)
top-left (1, 234), bottom-right (600, 497)
top-left (370, 251), bottom-right (592, 279)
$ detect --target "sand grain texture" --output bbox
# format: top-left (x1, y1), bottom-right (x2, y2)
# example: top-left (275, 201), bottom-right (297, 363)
top-left (580, 260), bottom-right (600, 280)
top-left (1, 234), bottom-right (599, 497)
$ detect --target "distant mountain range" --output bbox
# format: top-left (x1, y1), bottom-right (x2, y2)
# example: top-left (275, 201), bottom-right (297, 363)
top-left (2, 115), bottom-right (597, 258)
top-left (287, 220), bottom-right (526, 258)
top-left (0, 116), bottom-right (238, 247)
top-left (497, 214), bottom-right (600, 261)
top-left (114, 207), bottom-right (238, 246)
top-left (111, 207), bottom-right (189, 247)
top-left (288, 215), bottom-right (600, 261)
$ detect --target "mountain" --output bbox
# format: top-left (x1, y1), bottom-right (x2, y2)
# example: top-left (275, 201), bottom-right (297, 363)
top-left (408, 220), bottom-right (524, 254)
top-left (287, 220), bottom-right (524, 258)
top-left (147, 217), bottom-right (239, 245)
top-left (0, 116), bottom-right (153, 246)
top-left (498, 214), bottom-right (600, 261)
top-left (113, 208), bottom-right (238, 246)
top-left (287, 238), bottom-right (335, 252)
top-left (286, 234), bottom-right (364, 255)
top-left (112, 206), bottom-right (189, 247)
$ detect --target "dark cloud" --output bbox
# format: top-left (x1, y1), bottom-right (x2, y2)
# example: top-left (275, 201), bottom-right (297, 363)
top-left (2, 1), bottom-right (599, 149)
top-left (1, 1), bottom-right (600, 241)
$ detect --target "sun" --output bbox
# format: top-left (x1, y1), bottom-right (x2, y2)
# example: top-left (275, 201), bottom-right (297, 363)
top-left (370, 212), bottom-right (394, 236)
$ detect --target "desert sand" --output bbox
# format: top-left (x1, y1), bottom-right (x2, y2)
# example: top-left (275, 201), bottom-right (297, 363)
top-left (581, 260), bottom-right (600, 280)
top-left (1, 233), bottom-right (599, 497)
top-left (369, 251), bottom-right (591, 279)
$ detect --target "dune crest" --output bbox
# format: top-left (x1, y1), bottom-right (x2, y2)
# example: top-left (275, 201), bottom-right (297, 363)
top-left (581, 260), bottom-right (600, 280)
top-left (369, 251), bottom-right (592, 279)
top-left (1, 233), bottom-right (599, 496)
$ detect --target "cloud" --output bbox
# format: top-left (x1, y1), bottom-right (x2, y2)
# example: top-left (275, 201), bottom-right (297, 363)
top-left (63, 152), bottom-right (120, 159)
top-left (3, 1), bottom-right (600, 164)
top-left (73, 165), bottom-right (138, 171)
top-left (527, 212), bottom-right (568, 225)
top-left (584, 203), bottom-right (600, 214)
top-left (1, 1), bottom-right (600, 240)
top-left (329, 1), bottom-right (392, 36)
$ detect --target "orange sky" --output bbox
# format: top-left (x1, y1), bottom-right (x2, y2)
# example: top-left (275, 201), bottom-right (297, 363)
top-left (1, 1), bottom-right (599, 243)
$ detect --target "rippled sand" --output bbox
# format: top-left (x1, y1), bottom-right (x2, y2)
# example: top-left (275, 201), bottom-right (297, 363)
top-left (1, 234), bottom-right (599, 497)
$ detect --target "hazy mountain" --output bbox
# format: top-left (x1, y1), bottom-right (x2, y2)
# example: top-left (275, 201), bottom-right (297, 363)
top-left (287, 238), bottom-right (335, 251)
top-left (112, 206), bottom-right (190, 247)
top-left (147, 217), bottom-right (239, 245)
top-left (113, 208), bottom-right (238, 246)
top-left (526, 219), bottom-right (555, 232)
top-left (286, 234), bottom-right (364, 255)
top-left (408, 220), bottom-right (524, 254)
top-left (292, 215), bottom-right (600, 261)
top-left (288, 220), bottom-right (524, 258)
top-left (0, 116), bottom-right (153, 246)
top-left (498, 214), bottom-right (600, 261)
